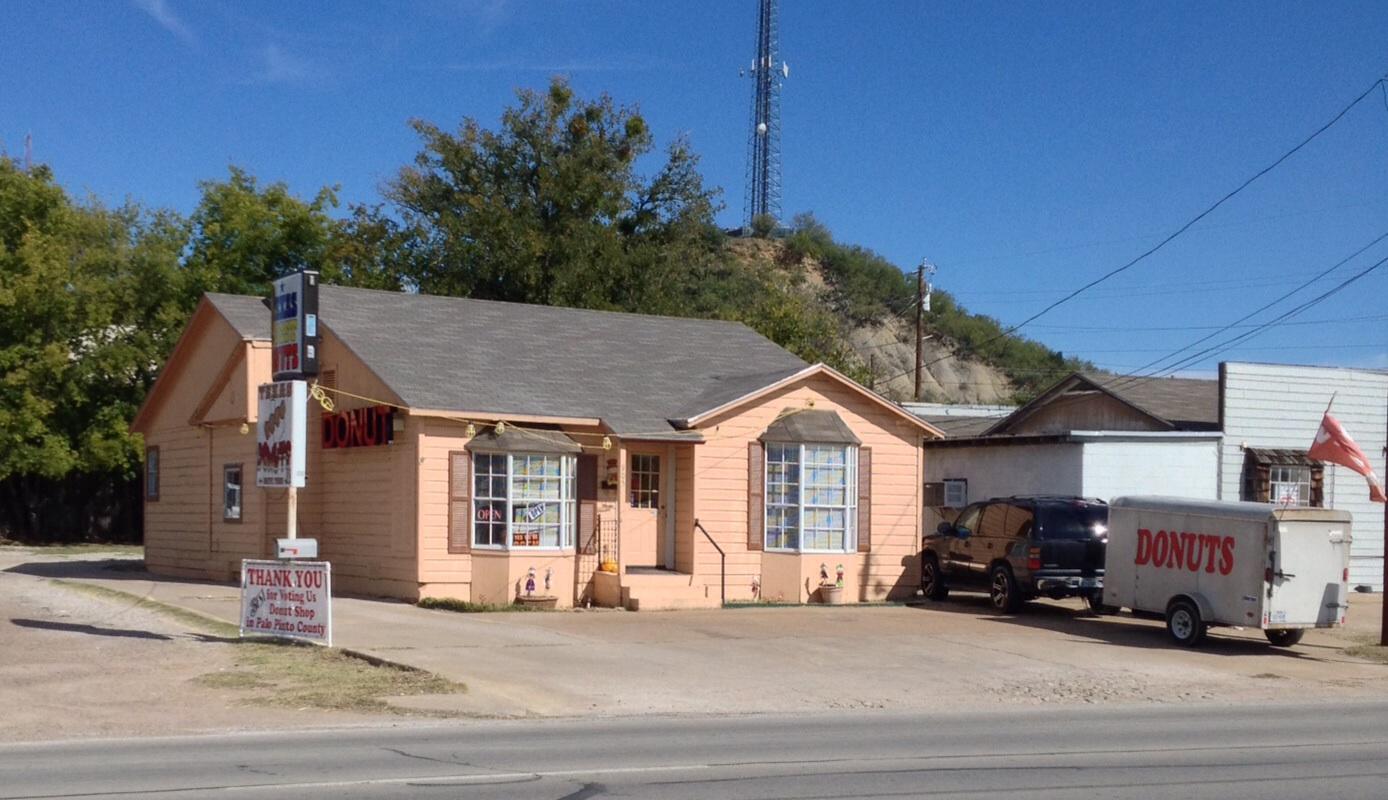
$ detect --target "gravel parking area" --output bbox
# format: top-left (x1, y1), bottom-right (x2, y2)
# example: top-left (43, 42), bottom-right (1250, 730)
top-left (4, 549), bottom-right (1386, 735)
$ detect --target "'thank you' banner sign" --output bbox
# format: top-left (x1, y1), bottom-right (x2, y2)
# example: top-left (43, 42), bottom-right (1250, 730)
top-left (239, 559), bottom-right (331, 645)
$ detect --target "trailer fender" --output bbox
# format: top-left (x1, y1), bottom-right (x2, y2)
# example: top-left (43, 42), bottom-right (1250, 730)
top-left (1168, 592), bottom-right (1215, 625)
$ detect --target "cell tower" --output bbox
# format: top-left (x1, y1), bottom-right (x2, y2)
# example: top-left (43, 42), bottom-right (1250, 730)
top-left (741, 0), bottom-right (788, 230)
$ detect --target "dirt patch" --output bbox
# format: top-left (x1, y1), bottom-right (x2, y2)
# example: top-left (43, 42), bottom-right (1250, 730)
top-left (195, 644), bottom-right (460, 714)
top-left (1344, 636), bottom-right (1388, 664)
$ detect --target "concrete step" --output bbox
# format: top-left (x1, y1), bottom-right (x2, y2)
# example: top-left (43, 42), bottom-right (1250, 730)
top-left (620, 570), bottom-right (721, 610)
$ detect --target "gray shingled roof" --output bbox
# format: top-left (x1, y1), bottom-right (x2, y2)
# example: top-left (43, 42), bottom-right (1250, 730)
top-left (759, 409), bottom-right (861, 445)
top-left (210, 286), bottom-right (809, 437)
top-left (1085, 373), bottom-right (1220, 429)
top-left (917, 414), bottom-right (1004, 438)
top-left (206, 293), bottom-right (271, 340)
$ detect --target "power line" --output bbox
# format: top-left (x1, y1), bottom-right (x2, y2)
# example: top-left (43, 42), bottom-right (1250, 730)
top-left (1121, 250), bottom-right (1388, 382)
top-left (1106, 229), bottom-right (1388, 391)
top-left (942, 199), bottom-right (1388, 268)
top-left (912, 71), bottom-right (1388, 377)
top-left (1024, 312), bottom-right (1388, 333)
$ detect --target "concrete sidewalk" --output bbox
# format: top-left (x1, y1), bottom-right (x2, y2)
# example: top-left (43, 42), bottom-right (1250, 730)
top-left (6, 552), bottom-right (1387, 718)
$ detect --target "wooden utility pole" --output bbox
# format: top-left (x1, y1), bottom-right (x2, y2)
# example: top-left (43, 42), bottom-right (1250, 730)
top-left (1382, 396), bottom-right (1387, 645)
top-left (914, 263), bottom-right (924, 402)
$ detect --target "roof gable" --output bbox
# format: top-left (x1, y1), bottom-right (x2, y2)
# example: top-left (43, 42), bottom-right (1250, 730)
top-left (131, 298), bottom-right (254, 434)
top-left (985, 372), bottom-right (1219, 436)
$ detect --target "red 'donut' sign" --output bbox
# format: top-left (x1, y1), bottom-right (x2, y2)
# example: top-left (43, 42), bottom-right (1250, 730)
top-left (321, 405), bottom-right (394, 449)
top-left (1135, 528), bottom-right (1235, 576)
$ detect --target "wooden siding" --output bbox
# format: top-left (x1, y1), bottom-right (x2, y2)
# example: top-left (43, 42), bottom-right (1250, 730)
top-left (690, 372), bottom-right (924, 602)
top-left (296, 330), bottom-right (417, 598)
top-left (1221, 362), bottom-right (1387, 589)
top-left (1008, 391), bottom-right (1164, 435)
top-left (142, 310), bottom-right (250, 581)
top-left (675, 444), bottom-right (696, 574)
top-left (142, 316), bottom-right (418, 597)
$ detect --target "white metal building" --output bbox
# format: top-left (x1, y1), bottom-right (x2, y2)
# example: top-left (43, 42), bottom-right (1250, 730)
top-left (920, 373), bottom-right (1222, 532)
top-left (1220, 362), bottom-right (1387, 590)
top-left (915, 366), bottom-right (1387, 591)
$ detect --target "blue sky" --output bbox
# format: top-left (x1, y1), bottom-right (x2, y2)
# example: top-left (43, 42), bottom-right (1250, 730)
top-left (4, 0), bottom-right (1388, 378)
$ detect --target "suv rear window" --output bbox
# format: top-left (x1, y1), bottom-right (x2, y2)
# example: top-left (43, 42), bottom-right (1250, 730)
top-left (1036, 503), bottom-right (1107, 541)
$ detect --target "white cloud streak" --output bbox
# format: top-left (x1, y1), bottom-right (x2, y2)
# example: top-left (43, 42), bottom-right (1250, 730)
top-left (132, 0), bottom-right (196, 46)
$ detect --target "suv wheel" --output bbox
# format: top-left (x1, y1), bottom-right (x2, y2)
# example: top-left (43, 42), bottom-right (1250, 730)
top-left (921, 554), bottom-right (949, 601)
top-left (1166, 599), bottom-right (1206, 647)
top-left (989, 565), bottom-right (1023, 613)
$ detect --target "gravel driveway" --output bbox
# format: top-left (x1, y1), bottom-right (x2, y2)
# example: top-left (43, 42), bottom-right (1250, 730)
top-left (0, 551), bottom-right (412, 742)
top-left (5, 549), bottom-right (1386, 735)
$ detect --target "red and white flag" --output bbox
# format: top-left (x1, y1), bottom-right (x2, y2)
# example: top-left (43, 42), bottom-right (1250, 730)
top-left (1308, 412), bottom-right (1386, 503)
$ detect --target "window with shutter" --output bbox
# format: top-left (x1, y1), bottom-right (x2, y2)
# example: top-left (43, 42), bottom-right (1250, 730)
top-left (467, 452), bottom-right (576, 549)
top-left (759, 441), bottom-right (859, 553)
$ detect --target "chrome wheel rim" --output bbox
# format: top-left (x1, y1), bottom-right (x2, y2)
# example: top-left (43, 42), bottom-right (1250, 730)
top-left (1171, 609), bottom-right (1194, 640)
top-left (990, 572), bottom-right (1009, 608)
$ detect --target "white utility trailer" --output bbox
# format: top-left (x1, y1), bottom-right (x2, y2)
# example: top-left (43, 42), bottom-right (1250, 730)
top-left (1104, 496), bottom-right (1352, 647)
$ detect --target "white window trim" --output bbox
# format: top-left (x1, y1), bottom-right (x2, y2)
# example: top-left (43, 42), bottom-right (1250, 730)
top-left (1269, 463), bottom-right (1312, 507)
top-left (223, 464), bottom-right (242, 521)
top-left (764, 443), bottom-right (858, 554)
top-left (471, 451), bottom-right (576, 551)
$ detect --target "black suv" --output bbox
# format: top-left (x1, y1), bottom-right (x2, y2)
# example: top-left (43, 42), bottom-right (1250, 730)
top-left (920, 496), bottom-right (1108, 613)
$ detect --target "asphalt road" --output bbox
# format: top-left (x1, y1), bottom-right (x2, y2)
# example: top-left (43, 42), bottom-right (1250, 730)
top-left (3, 702), bottom-right (1386, 800)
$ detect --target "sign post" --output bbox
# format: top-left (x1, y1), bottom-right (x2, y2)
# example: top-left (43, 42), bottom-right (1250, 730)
top-left (265, 270), bottom-right (318, 543)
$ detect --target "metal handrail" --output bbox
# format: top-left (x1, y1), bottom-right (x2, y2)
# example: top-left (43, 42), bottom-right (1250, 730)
top-left (693, 519), bottom-right (725, 606)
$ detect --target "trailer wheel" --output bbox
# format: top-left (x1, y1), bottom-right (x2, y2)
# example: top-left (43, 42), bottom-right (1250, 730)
top-left (1166, 599), bottom-right (1205, 647)
top-left (1265, 629), bottom-right (1305, 648)
top-left (920, 554), bottom-right (949, 601)
top-left (989, 565), bottom-right (1023, 614)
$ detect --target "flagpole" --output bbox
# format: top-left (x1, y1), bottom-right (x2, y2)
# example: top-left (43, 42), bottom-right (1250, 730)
top-left (1382, 389), bottom-right (1387, 646)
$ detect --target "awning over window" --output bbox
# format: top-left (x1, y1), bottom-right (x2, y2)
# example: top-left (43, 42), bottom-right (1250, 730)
top-left (758, 408), bottom-right (861, 445)
top-left (466, 427), bottom-right (582, 454)
top-left (1243, 447), bottom-right (1321, 467)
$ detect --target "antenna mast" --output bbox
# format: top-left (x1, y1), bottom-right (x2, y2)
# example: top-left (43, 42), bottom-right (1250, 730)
top-left (742, 0), bottom-right (787, 230)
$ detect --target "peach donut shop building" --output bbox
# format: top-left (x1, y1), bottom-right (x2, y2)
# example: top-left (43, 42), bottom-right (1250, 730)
top-left (130, 286), bottom-right (941, 610)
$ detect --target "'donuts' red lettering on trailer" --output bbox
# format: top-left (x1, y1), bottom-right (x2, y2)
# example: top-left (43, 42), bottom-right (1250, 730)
top-left (1134, 526), bottom-right (1235, 576)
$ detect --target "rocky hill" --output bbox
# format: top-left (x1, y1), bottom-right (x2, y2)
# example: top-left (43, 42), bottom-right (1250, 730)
top-left (723, 230), bottom-right (1084, 404)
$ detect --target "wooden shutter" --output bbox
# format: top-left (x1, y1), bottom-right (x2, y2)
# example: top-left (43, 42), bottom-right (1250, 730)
top-left (579, 500), bottom-right (597, 554)
top-left (857, 447), bottom-right (872, 553)
top-left (1253, 464), bottom-right (1271, 503)
top-left (747, 441), bottom-right (764, 551)
top-left (448, 451), bottom-right (471, 554)
top-left (577, 454), bottom-right (598, 501)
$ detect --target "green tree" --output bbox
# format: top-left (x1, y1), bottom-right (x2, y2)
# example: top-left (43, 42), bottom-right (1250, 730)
top-left (184, 167), bottom-right (339, 296)
top-left (384, 78), bottom-right (720, 309)
top-left (0, 158), bottom-right (186, 540)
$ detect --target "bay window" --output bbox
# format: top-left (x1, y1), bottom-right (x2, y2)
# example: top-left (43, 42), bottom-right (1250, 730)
top-left (472, 452), bottom-right (575, 549)
top-left (765, 443), bottom-right (857, 552)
